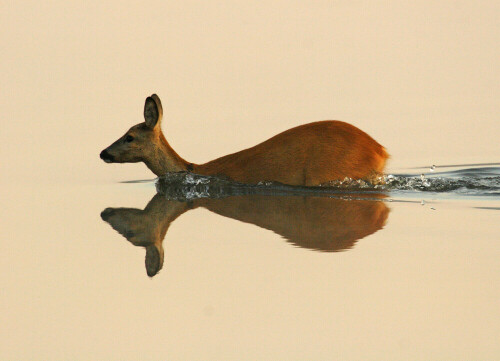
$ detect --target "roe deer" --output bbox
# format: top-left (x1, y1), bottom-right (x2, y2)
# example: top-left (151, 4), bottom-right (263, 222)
top-left (100, 94), bottom-right (388, 186)
top-left (101, 192), bottom-right (389, 276)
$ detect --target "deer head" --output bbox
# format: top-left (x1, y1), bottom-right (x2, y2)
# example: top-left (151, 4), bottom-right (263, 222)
top-left (100, 94), bottom-right (188, 176)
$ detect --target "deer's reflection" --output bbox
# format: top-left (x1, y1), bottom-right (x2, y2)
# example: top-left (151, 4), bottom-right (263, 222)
top-left (101, 193), bottom-right (389, 277)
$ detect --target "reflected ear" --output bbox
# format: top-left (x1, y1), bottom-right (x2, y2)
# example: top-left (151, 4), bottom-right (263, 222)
top-left (144, 94), bottom-right (163, 129)
top-left (145, 244), bottom-right (164, 277)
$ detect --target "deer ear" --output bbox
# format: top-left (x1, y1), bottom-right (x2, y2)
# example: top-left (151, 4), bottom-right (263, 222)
top-left (144, 94), bottom-right (163, 129)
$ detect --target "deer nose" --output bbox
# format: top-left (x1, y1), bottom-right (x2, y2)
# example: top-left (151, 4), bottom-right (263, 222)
top-left (100, 149), bottom-right (114, 163)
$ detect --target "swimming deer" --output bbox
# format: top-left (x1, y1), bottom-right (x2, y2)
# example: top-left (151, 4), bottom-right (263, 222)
top-left (100, 94), bottom-right (388, 186)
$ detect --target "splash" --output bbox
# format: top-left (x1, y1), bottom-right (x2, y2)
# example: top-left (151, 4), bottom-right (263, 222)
top-left (157, 172), bottom-right (251, 200)
top-left (156, 172), bottom-right (382, 200)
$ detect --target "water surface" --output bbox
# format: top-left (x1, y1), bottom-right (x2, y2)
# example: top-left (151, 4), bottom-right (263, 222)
top-left (2, 165), bottom-right (499, 360)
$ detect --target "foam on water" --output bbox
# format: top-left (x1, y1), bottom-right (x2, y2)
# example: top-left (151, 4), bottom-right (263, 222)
top-left (155, 166), bottom-right (500, 200)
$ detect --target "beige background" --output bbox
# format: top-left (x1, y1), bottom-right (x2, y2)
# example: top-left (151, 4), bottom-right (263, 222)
top-left (1, 0), bottom-right (498, 184)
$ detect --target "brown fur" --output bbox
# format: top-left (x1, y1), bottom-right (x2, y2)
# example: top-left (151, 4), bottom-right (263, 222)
top-left (195, 121), bottom-right (388, 186)
top-left (101, 193), bottom-right (389, 275)
top-left (101, 94), bottom-right (388, 186)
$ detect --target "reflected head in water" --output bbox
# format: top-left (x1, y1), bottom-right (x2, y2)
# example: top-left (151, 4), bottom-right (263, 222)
top-left (101, 192), bottom-right (389, 277)
top-left (100, 198), bottom-right (189, 277)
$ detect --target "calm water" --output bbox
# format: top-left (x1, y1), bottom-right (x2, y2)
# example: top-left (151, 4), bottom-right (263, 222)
top-left (2, 165), bottom-right (499, 360)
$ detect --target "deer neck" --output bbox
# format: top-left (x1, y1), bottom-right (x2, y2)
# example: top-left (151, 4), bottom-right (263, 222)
top-left (144, 132), bottom-right (191, 176)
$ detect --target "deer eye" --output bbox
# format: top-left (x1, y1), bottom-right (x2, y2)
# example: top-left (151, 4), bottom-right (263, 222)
top-left (125, 135), bottom-right (134, 143)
